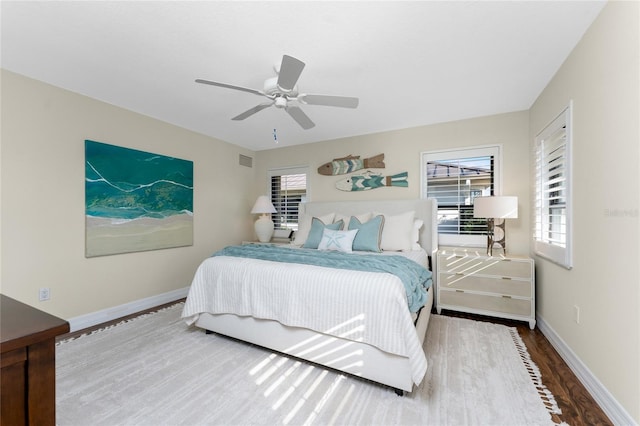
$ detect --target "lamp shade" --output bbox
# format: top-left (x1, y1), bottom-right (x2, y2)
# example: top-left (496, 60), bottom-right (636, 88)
top-left (251, 196), bottom-right (276, 214)
top-left (473, 196), bottom-right (518, 219)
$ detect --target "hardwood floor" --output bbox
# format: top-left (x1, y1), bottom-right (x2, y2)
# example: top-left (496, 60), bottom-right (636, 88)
top-left (58, 301), bottom-right (613, 425)
top-left (442, 310), bottom-right (613, 426)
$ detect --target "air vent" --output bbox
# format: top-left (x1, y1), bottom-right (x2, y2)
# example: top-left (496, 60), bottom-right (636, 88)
top-left (239, 154), bottom-right (253, 168)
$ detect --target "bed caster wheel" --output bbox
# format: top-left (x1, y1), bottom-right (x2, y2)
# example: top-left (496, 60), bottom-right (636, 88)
top-left (394, 388), bottom-right (404, 397)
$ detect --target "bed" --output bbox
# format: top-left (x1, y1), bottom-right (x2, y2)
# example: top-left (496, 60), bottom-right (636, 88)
top-left (182, 198), bottom-right (438, 394)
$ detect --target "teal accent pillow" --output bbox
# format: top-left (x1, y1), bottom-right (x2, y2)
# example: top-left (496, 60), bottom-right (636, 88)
top-left (348, 215), bottom-right (385, 252)
top-left (303, 218), bottom-right (344, 249)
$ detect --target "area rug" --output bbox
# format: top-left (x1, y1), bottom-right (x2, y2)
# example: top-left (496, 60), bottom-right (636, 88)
top-left (56, 303), bottom-right (562, 425)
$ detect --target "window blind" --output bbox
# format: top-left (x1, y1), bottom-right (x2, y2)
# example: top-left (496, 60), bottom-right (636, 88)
top-left (270, 172), bottom-right (307, 231)
top-left (421, 145), bottom-right (501, 246)
top-left (426, 156), bottom-right (494, 235)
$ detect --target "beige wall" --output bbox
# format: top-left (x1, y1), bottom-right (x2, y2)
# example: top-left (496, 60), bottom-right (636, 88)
top-left (256, 110), bottom-right (531, 254)
top-left (529, 1), bottom-right (639, 422)
top-left (0, 70), bottom-right (256, 318)
top-left (1, 1), bottom-right (637, 420)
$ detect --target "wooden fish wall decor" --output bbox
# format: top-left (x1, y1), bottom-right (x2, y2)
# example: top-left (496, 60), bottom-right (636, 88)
top-left (335, 171), bottom-right (408, 192)
top-left (317, 154), bottom-right (385, 176)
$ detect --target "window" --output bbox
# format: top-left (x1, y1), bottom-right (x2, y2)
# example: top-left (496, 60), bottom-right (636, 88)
top-left (269, 166), bottom-right (308, 231)
top-left (533, 103), bottom-right (572, 269)
top-left (421, 146), bottom-right (501, 246)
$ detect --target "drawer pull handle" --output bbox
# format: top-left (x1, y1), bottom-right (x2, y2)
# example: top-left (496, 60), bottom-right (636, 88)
top-left (502, 295), bottom-right (512, 299)
top-left (502, 277), bottom-right (512, 280)
top-left (456, 272), bottom-right (465, 276)
top-left (456, 290), bottom-right (464, 293)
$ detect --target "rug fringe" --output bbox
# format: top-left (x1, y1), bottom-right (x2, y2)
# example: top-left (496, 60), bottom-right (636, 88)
top-left (508, 327), bottom-right (563, 421)
top-left (57, 302), bottom-right (184, 346)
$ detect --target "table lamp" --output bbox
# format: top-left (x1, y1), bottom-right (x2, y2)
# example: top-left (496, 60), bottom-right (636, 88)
top-left (251, 195), bottom-right (277, 242)
top-left (473, 196), bottom-right (518, 256)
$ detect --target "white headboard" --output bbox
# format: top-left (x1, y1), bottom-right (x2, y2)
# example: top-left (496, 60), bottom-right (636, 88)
top-left (299, 198), bottom-right (438, 256)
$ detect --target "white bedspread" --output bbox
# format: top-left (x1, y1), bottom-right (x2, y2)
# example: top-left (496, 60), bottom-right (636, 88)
top-left (182, 253), bottom-right (428, 385)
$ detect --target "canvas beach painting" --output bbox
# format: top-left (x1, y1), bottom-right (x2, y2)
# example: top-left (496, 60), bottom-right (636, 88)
top-left (85, 140), bottom-right (193, 257)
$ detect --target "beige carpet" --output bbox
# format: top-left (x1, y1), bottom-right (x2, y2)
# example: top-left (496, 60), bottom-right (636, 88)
top-left (56, 303), bottom-right (562, 425)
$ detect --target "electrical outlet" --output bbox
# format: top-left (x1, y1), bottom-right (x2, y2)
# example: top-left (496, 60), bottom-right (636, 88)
top-left (573, 305), bottom-right (580, 324)
top-left (39, 287), bottom-right (50, 301)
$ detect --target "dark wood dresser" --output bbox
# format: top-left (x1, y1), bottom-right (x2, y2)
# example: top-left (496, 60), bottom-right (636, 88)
top-left (1, 294), bottom-right (69, 426)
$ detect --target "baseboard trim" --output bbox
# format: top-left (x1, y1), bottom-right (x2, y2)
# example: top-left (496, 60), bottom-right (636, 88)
top-left (67, 287), bottom-right (189, 333)
top-left (536, 315), bottom-right (637, 426)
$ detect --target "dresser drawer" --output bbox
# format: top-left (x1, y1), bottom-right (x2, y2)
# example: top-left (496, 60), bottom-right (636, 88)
top-left (438, 255), bottom-right (532, 279)
top-left (439, 273), bottom-right (531, 298)
top-left (440, 290), bottom-right (532, 317)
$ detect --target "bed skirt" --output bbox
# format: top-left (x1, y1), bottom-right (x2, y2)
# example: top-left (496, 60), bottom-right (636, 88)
top-left (194, 287), bottom-right (433, 393)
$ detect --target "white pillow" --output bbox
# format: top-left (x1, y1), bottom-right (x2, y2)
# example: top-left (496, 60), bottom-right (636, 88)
top-left (379, 211), bottom-right (415, 251)
top-left (293, 213), bottom-right (335, 246)
top-left (318, 228), bottom-right (359, 253)
top-left (412, 219), bottom-right (424, 250)
top-left (334, 212), bottom-right (372, 230)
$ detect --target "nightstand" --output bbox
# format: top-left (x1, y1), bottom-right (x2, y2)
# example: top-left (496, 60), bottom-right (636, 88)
top-left (436, 247), bottom-right (535, 329)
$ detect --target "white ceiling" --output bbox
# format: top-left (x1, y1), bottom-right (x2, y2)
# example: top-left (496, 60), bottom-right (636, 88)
top-left (1, 1), bottom-right (606, 151)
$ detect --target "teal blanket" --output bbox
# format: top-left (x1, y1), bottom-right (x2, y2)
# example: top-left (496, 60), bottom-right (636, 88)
top-left (213, 245), bottom-right (432, 313)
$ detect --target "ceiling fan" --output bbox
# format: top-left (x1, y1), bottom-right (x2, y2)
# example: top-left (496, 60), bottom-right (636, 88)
top-left (196, 55), bottom-right (359, 130)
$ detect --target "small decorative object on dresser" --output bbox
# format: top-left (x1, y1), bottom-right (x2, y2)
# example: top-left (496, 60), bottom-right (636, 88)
top-left (436, 247), bottom-right (535, 329)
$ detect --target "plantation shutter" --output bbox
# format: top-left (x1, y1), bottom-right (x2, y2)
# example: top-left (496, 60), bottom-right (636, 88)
top-left (533, 103), bottom-right (572, 269)
top-left (269, 169), bottom-right (307, 231)
top-left (535, 124), bottom-right (567, 246)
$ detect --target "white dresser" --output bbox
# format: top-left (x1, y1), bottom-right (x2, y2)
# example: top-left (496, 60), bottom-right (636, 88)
top-left (436, 247), bottom-right (535, 329)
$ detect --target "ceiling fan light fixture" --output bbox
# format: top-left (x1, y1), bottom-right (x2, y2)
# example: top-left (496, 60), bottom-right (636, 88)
top-left (274, 96), bottom-right (287, 109)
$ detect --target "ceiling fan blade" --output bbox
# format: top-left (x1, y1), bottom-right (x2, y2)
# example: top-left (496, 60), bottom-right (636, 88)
top-left (277, 55), bottom-right (305, 92)
top-left (298, 94), bottom-right (359, 108)
top-left (195, 79), bottom-right (265, 97)
top-left (286, 106), bottom-right (315, 130)
top-left (232, 102), bottom-right (274, 121)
